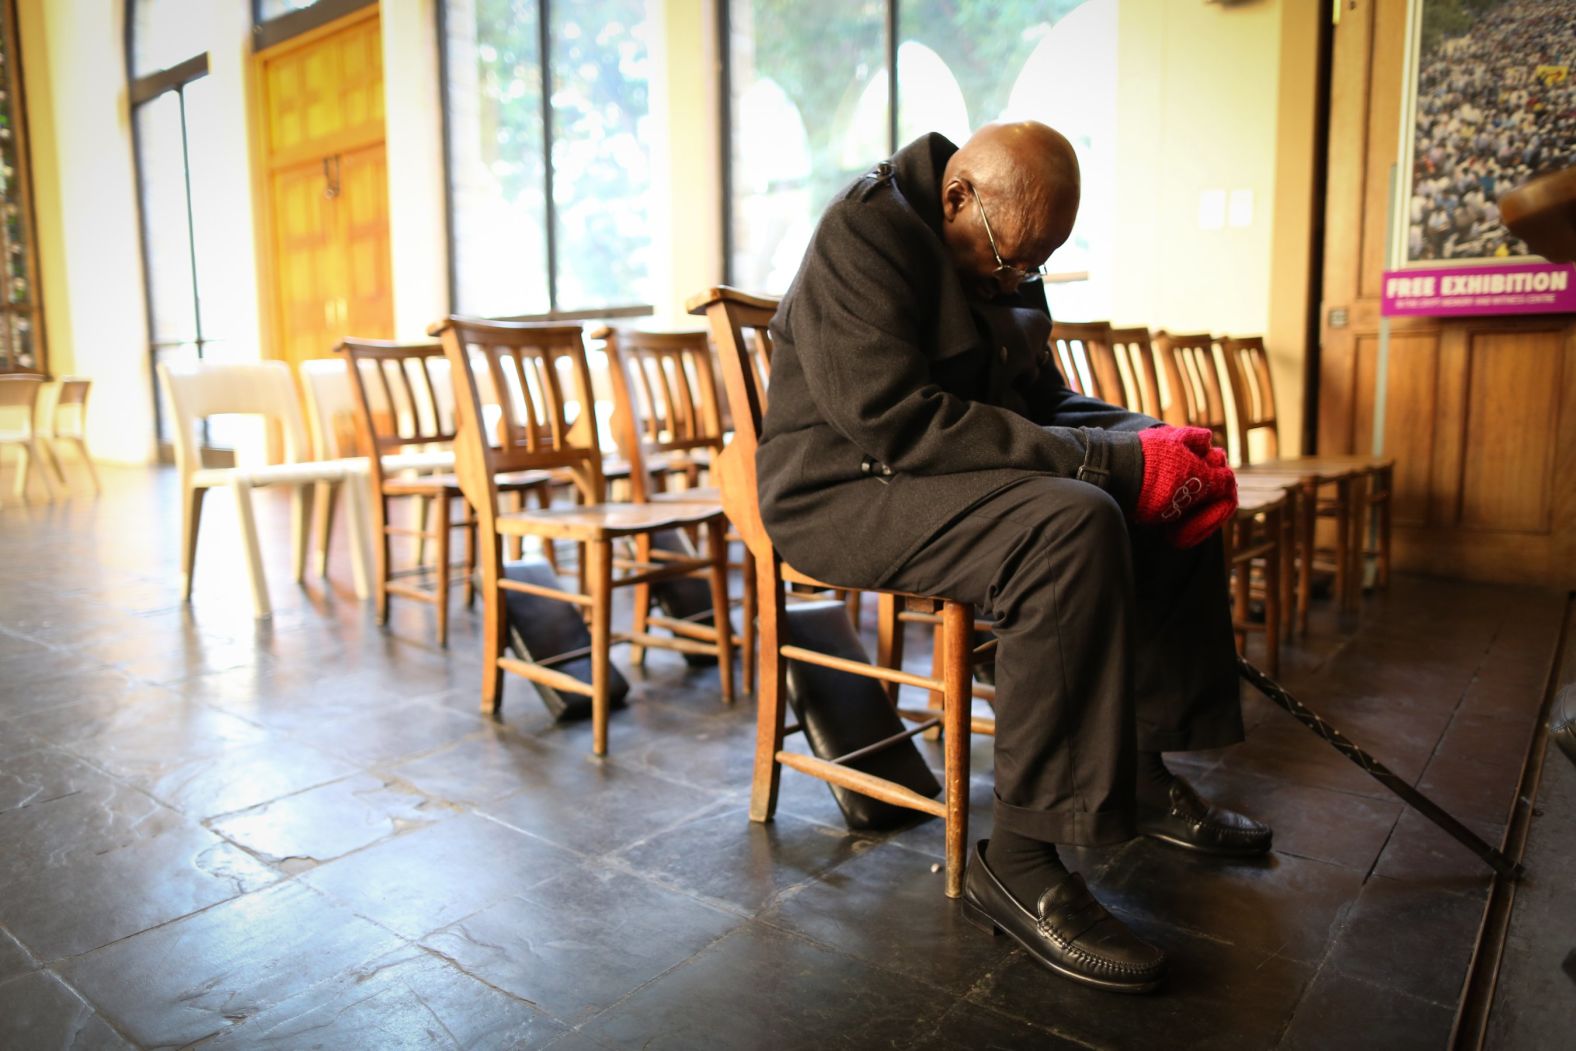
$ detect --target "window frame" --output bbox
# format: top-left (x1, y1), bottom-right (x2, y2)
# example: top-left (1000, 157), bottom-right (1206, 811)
top-left (435, 0), bottom-right (654, 321)
top-left (251, 0), bottom-right (375, 52)
top-left (0, 0), bottom-right (47, 376)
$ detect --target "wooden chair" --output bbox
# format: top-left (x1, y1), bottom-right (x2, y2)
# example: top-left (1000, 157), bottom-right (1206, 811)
top-left (157, 360), bottom-right (370, 619)
top-left (1153, 331), bottom-right (1363, 621)
top-left (1049, 321), bottom-right (1117, 402)
top-left (339, 339), bottom-right (557, 647)
top-left (688, 286), bottom-right (980, 898)
top-left (37, 377), bottom-right (100, 495)
top-left (0, 374), bottom-right (57, 505)
top-left (595, 325), bottom-right (757, 691)
top-left (1218, 334), bottom-right (1394, 595)
top-left (1074, 327), bottom-right (1287, 666)
top-left (432, 317), bottom-right (733, 755)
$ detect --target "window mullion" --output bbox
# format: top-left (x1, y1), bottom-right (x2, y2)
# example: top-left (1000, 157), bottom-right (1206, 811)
top-left (539, 0), bottom-right (558, 312)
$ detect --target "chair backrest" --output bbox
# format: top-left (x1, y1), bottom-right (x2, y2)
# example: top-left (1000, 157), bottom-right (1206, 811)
top-left (1217, 335), bottom-right (1280, 462)
top-left (49, 377), bottom-right (91, 439)
top-left (337, 340), bottom-right (457, 459)
top-left (1151, 331), bottom-right (1229, 447)
top-left (299, 358), bottom-right (364, 459)
top-left (431, 317), bottom-right (602, 516)
top-left (0, 375), bottom-right (44, 434)
top-left (1104, 327), bottom-right (1166, 421)
top-left (1048, 321), bottom-right (1106, 398)
top-left (686, 286), bottom-right (780, 558)
top-left (595, 325), bottom-right (724, 502)
top-left (156, 360), bottom-right (309, 476)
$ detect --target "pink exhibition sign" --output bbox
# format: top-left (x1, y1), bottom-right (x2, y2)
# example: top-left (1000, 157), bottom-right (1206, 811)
top-left (1381, 263), bottom-right (1576, 318)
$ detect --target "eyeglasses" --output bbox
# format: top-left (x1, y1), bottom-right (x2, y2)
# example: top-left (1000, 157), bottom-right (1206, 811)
top-left (970, 183), bottom-right (1048, 286)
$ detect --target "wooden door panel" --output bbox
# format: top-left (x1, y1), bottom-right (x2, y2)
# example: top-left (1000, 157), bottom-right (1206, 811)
top-left (1459, 331), bottom-right (1564, 533)
top-left (271, 162), bottom-right (341, 369)
top-left (337, 143), bottom-right (393, 340)
top-left (1353, 331), bottom-right (1438, 526)
top-left (259, 8), bottom-right (392, 375)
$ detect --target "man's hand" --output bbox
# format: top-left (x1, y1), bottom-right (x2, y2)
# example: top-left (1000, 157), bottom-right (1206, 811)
top-left (1134, 426), bottom-right (1237, 548)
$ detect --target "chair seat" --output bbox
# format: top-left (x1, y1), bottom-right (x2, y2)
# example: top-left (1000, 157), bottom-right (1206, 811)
top-left (191, 460), bottom-right (356, 489)
top-left (1236, 489), bottom-right (1287, 515)
top-left (495, 499), bottom-right (725, 541)
top-left (649, 485), bottom-right (721, 504)
top-left (1236, 461), bottom-right (1363, 483)
top-left (383, 469), bottom-right (554, 497)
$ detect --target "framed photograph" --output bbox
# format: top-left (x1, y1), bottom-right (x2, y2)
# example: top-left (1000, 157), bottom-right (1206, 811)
top-left (1385, 0), bottom-right (1576, 316)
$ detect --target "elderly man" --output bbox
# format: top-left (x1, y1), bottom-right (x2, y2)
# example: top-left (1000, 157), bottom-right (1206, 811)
top-left (757, 122), bottom-right (1271, 994)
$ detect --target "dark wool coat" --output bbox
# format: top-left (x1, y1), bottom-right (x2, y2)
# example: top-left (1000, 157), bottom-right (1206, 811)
top-left (758, 133), bottom-right (1146, 588)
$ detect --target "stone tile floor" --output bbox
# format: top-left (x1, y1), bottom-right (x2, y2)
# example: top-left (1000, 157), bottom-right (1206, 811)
top-left (0, 466), bottom-right (1564, 1049)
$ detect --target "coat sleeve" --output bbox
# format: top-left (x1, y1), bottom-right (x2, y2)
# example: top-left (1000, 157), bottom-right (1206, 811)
top-left (786, 200), bottom-right (1143, 509)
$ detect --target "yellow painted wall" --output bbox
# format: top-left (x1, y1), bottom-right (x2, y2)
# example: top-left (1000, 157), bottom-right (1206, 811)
top-left (1113, 0), bottom-right (1318, 453)
top-left (20, 0), bottom-right (155, 463)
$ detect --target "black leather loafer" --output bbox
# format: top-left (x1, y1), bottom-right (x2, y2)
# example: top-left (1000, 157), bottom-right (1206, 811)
top-left (1138, 777), bottom-right (1273, 856)
top-left (962, 840), bottom-right (1165, 994)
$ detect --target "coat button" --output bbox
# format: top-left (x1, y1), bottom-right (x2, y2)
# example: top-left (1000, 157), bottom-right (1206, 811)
top-left (999, 345), bottom-right (1009, 362)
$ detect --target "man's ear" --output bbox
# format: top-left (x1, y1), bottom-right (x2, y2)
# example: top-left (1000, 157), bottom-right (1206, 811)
top-left (940, 178), bottom-right (970, 223)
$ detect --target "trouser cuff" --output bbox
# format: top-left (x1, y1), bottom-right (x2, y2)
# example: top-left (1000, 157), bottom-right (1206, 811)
top-left (992, 794), bottom-right (1135, 847)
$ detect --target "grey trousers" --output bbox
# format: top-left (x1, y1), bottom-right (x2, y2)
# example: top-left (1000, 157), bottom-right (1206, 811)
top-left (883, 459), bottom-right (1243, 846)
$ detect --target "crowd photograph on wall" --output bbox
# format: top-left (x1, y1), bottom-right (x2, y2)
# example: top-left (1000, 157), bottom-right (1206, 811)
top-left (1407, 0), bottom-right (1575, 261)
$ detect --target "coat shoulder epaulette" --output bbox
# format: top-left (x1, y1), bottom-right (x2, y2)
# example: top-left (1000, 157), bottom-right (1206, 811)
top-left (854, 161), bottom-right (896, 202)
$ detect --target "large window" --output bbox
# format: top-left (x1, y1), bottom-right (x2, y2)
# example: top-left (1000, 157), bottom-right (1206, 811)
top-left (724, 0), bottom-right (1115, 316)
top-left (0, 0), bottom-right (44, 374)
top-left (440, 0), bottom-right (655, 318)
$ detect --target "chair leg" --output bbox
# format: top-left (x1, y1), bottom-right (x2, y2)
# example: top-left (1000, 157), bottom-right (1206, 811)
top-left (374, 493), bottom-right (393, 625)
top-left (313, 479), bottom-right (337, 579)
top-left (478, 528), bottom-right (505, 714)
top-left (232, 480), bottom-right (271, 619)
top-left (706, 517), bottom-right (735, 705)
top-left (629, 532), bottom-right (652, 668)
top-left (72, 437), bottom-right (102, 495)
top-left (12, 443), bottom-right (31, 502)
top-left (434, 492), bottom-right (452, 648)
top-left (532, 485), bottom-right (553, 570)
top-left (1378, 473), bottom-right (1392, 589)
top-left (1298, 482), bottom-right (1315, 635)
top-left (1232, 521), bottom-right (1250, 655)
top-left (343, 475), bottom-right (371, 600)
top-left (876, 592), bottom-right (905, 705)
top-left (923, 621), bottom-right (944, 740)
top-left (1264, 509), bottom-right (1281, 678)
top-left (291, 482), bottom-right (316, 584)
top-left (941, 600), bottom-right (973, 899)
top-left (180, 485), bottom-right (207, 602)
top-left (588, 538), bottom-right (614, 757)
top-left (462, 498), bottom-right (476, 609)
top-left (740, 546), bottom-right (757, 695)
top-left (749, 551), bottom-right (788, 822)
top-left (414, 494), bottom-right (432, 568)
top-left (39, 436), bottom-right (67, 487)
top-left (842, 588), bottom-right (862, 628)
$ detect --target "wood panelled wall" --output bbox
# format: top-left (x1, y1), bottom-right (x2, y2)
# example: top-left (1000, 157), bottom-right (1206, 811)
top-left (1319, 1), bottom-right (1576, 587)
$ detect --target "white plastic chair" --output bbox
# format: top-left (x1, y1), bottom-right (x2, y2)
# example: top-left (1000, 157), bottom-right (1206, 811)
top-left (157, 359), bottom-right (371, 618)
top-left (38, 377), bottom-right (102, 495)
top-left (0, 375), bottom-right (57, 505)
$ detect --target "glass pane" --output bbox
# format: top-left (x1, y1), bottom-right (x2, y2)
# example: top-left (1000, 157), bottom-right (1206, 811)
top-left (134, 92), bottom-right (199, 346)
top-left (444, 0), bottom-right (551, 317)
top-left (182, 76), bottom-right (246, 351)
top-left (899, 0), bottom-right (1116, 318)
top-left (727, 0), bottom-right (887, 293)
top-left (549, 0), bottom-right (653, 310)
top-left (131, 0), bottom-right (210, 77)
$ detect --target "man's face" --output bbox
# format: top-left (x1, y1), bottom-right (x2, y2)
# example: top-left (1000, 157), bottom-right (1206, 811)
top-left (943, 180), bottom-right (1077, 301)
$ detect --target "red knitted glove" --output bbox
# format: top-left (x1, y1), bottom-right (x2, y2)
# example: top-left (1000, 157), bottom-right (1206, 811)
top-left (1135, 426), bottom-right (1237, 547)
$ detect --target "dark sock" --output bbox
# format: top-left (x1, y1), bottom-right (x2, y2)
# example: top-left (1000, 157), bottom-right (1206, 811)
top-left (1136, 750), bottom-right (1176, 809)
top-left (985, 827), bottom-right (1070, 906)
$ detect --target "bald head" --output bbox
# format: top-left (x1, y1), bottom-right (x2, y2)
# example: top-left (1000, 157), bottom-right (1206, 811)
top-left (938, 121), bottom-right (1081, 299)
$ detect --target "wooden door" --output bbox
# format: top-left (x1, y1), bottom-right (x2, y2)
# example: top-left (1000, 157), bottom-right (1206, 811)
top-left (1319, 1), bottom-right (1576, 587)
top-left (257, 7), bottom-right (393, 374)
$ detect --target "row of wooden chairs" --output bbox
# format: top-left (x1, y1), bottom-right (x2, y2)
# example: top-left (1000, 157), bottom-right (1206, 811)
top-left (1050, 323), bottom-right (1394, 675)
